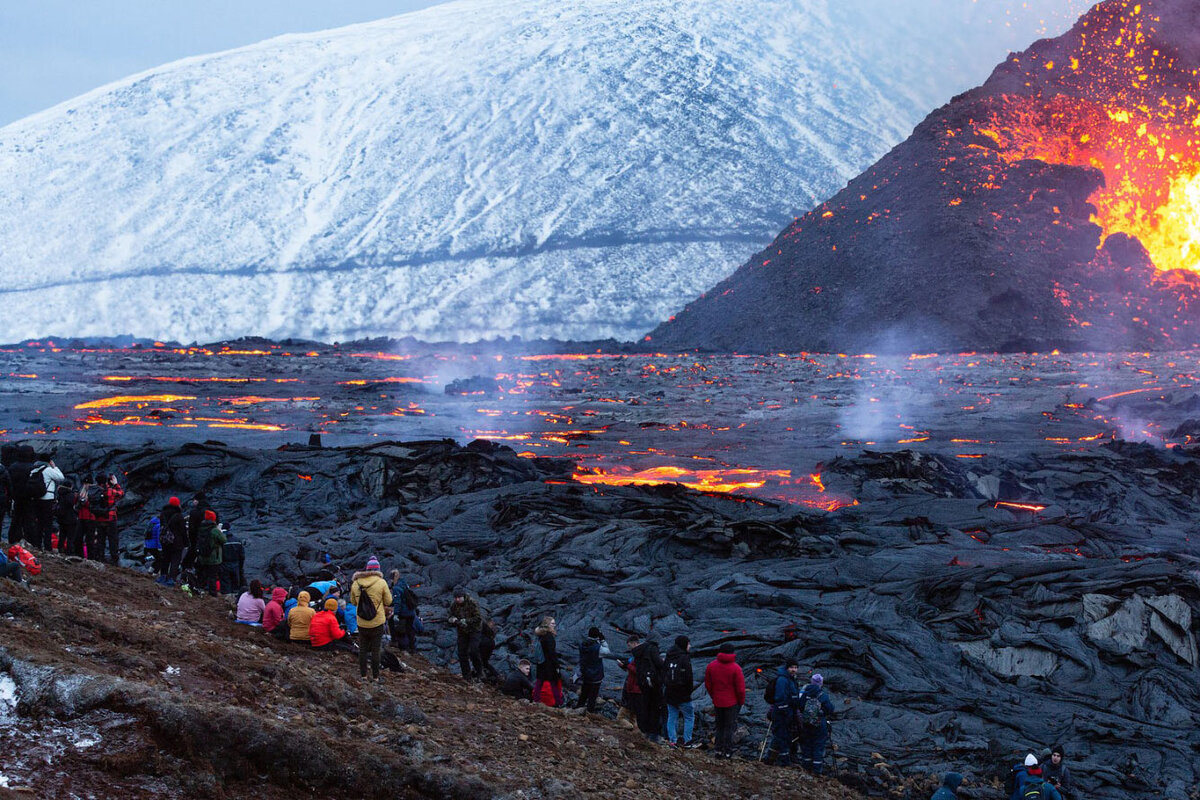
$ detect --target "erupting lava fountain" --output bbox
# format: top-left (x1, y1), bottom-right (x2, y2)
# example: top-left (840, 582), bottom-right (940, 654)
top-left (652, 0), bottom-right (1200, 354)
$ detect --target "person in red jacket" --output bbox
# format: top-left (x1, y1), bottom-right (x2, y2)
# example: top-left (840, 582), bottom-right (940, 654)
top-left (310, 598), bottom-right (349, 651)
top-left (84, 473), bottom-right (125, 564)
top-left (704, 645), bottom-right (745, 759)
top-left (262, 587), bottom-right (288, 633)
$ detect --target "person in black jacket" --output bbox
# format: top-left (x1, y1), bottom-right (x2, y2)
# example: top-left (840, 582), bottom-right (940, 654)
top-left (183, 493), bottom-right (214, 570)
top-left (502, 659), bottom-right (535, 700)
top-left (533, 616), bottom-right (563, 706)
top-left (54, 484), bottom-right (79, 555)
top-left (479, 619), bottom-right (499, 680)
top-left (219, 527), bottom-right (246, 595)
top-left (0, 460), bottom-right (13, 546)
top-left (157, 497), bottom-right (187, 585)
top-left (7, 446), bottom-right (38, 546)
top-left (576, 627), bottom-right (610, 713)
top-left (629, 635), bottom-right (666, 741)
top-left (663, 635), bottom-right (696, 747)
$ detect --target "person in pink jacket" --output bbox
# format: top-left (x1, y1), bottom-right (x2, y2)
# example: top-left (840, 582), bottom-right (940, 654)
top-left (236, 580), bottom-right (267, 625)
top-left (704, 645), bottom-right (745, 758)
top-left (262, 586), bottom-right (288, 632)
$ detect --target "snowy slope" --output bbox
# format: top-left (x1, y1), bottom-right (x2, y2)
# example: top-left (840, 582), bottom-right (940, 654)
top-left (0, 0), bottom-right (1087, 343)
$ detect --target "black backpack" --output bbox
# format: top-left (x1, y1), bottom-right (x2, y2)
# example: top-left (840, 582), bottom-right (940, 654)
top-left (664, 656), bottom-right (691, 691)
top-left (21, 466), bottom-right (47, 501)
top-left (635, 653), bottom-right (659, 692)
top-left (799, 688), bottom-right (824, 727)
top-left (87, 485), bottom-right (110, 515)
top-left (401, 586), bottom-right (419, 611)
top-left (763, 675), bottom-right (780, 704)
top-left (356, 583), bottom-right (378, 621)
top-left (1022, 777), bottom-right (1046, 800)
top-left (194, 524), bottom-right (215, 560)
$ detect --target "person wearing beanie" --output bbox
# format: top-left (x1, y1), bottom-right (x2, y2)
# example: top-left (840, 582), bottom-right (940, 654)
top-left (193, 508), bottom-right (226, 596)
top-left (664, 635), bottom-right (697, 747)
top-left (1042, 745), bottom-right (1074, 798)
top-left (310, 597), bottom-right (349, 650)
top-left (448, 588), bottom-right (484, 681)
top-left (351, 558), bottom-right (393, 682)
top-left (767, 658), bottom-right (803, 766)
top-left (931, 772), bottom-right (964, 800)
top-left (155, 495), bottom-right (187, 586)
top-left (262, 586), bottom-right (289, 632)
top-left (183, 494), bottom-right (215, 572)
top-left (1009, 752), bottom-right (1063, 800)
top-left (704, 645), bottom-right (745, 758)
top-left (576, 626), bottom-right (611, 713)
top-left (287, 591), bottom-right (316, 644)
top-left (796, 672), bottom-right (836, 774)
top-left (628, 635), bottom-right (666, 741)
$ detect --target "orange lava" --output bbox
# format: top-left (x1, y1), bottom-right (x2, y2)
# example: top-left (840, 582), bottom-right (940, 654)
top-left (75, 394), bottom-right (196, 410)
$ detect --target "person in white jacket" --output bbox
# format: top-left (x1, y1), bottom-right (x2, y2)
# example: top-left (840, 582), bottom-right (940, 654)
top-left (34, 458), bottom-right (65, 551)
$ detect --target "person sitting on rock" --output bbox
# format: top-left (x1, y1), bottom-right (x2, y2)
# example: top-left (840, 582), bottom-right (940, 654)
top-left (931, 772), bottom-right (964, 800)
top-left (502, 659), bottom-right (535, 700)
top-left (262, 586), bottom-right (288, 633)
top-left (768, 659), bottom-right (802, 765)
top-left (1041, 745), bottom-right (1074, 799)
top-left (1009, 754), bottom-right (1063, 800)
top-left (288, 590), bottom-right (316, 645)
top-left (796, 673), bottom-right (836, 774)
top-left (236, 579), bottom-right (267, 625)
top-left (0, 548), bottom-right (22, 582)
top-left (576, 626), bottom-right (610, 713)
top-left (532, 616), bottom-right (563, 706)
top-left (704, 645), bottom-right (745, 759)
top-left (448, 587), bottom-right (484, 680)
top-left (310, 598), bottom-right (350, 651)
top-left (351, 556), bottom-right (393, 683)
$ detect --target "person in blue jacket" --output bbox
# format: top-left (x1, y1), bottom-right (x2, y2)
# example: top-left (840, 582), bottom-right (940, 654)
top-left (931, 772), bottom-right (964, 800)
top-left (1010, 754), bottom-right (1063, 800)
top-left (576, 627), bottom-right (610, 713)
top-left (768, 659), bottom-right (802, 765)
top-left (796, 673), bottom-right (836, 774)
top-left (0, 549), bottom-right (21, 581)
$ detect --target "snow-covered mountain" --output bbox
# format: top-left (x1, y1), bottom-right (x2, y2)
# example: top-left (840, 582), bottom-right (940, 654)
top-left (0, 0), bottom-right (1087, 344)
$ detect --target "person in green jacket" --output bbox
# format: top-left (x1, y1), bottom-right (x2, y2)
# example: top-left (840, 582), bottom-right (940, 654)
top-left (194, 509), bottom-right (226, 596)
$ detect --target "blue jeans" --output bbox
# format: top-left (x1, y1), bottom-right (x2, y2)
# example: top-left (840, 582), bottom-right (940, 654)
top-left (666, 701), bottom-right (694, 743)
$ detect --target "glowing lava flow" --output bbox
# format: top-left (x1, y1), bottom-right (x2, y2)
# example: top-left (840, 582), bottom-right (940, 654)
top-left (75, 395), bottom-right (196, 409)
top-left (571, 466), bottom-right (857, 510)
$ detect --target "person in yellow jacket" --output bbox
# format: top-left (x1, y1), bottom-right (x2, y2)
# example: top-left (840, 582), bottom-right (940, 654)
top-left (351, 556), bottom-right (392, 681)
top-left (288, 591), bottom-right (316, 644)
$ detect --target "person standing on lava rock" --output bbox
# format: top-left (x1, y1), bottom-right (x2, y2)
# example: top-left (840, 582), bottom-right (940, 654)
top-left (767, 659), bottom-right (802, 766)
top-left (54, 484), bottom-right (79, 556)
top-left (219, 526), bottom-right (246, 596)
top-left (576, 626), bottom-right (610, 713)
top-left (32, 456), bottom-right (65, 552)
top-left (193, 510), bottom-right (226, 595)
top-left (1009, 754), bottom-right (1063, 800)
top-left (0, 456), bottom-right (12, 546)
top-left (796, 673), bottom-right (836, 775)
top-left (1041, 745), bottom-right (1074, 799)
top-left (532, 616), bottom-right (564, 706)
top-left (629, 634), bottom-right (666, 741)
top-left (704, 645), bottom-right (745, 759)
top-left (86, 473), bottom-right (124, 564)
top-left (351, 557), bottom-right (393, 683)
top-left (930, 772), bottom-right (964, 800)
top-left (663, 636), bottom-right (697, 747)
top-left (448, 587), bottom-right (485, 680)
top-left (183, 493), bottom-right (214, 571)
top-left (156, 497), bottom-right (186, 586)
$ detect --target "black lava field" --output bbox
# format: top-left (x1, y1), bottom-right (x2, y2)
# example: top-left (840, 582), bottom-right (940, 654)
top-left (3, 339), bottom-right (1199, 799)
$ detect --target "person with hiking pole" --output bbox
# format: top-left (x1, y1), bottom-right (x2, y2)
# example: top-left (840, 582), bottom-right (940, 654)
top-left (796, 673), bottom-right (835, 774)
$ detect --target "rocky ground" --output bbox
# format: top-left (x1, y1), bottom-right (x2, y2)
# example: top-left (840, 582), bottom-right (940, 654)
top-left (2, 435), bottom-right (1197, 799)
top-left (0, 555), bottom-right (870, 800)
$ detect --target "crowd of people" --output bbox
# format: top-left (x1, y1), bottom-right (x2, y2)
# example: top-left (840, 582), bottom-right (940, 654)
top-left (0, 456), bottom-right (1081, 797)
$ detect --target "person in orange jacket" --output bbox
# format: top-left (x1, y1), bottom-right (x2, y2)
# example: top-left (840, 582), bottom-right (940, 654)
top-left (311, 598), bottom-right (349, 651)
top-left (287, 591), bottom-right (316, 644)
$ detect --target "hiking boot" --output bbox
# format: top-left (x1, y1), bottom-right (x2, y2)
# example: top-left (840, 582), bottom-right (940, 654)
top-left (685, 740), bottom-right (701, 749)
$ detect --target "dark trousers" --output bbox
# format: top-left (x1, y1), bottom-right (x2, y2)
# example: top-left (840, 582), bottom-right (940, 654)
top-left (32, 500), bottom-right (55, 550)
top-left (96, 520), bottom-right (119, 564)
top-left (457, 630), bottom-right (483, 679)
top-left (159, 545), bottom-right (184, 580)
top-left (78, 520), bottom-right (95, 558)
top-left (577, 680), bottom-right (602, 713)
top-left (0, 504), bottom-right (8, 545)
top-left (197, 563), bottom-right (220, 596)
top-left (359, 624), bottom-right (385, 678)
top-left (769, 714), bottom-right (794, 765)
top-left (797, 725), bottom-right (828, 773)
top-left (390, 615), bottom-right (417, 652)
top-left (11, 501), bottom-right (36, 547)
top-left (629, 692), bottom-right (659, 737)
top-left (0, 561), bottom-right (20, 581)
top-left (59, 518), bottom-right (80, 555)
top-left (714, 705), bottom-right (739, 754)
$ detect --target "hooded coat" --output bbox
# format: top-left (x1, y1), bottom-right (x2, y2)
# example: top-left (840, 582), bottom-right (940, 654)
top-left (533, 624), bottom-right (560, 683)
top-left (631, 640), bottom-right (665, 695)
top-left (704, 651), bottom-right (746, 708)
top-left (663, 644), bottom-right (695, 706)
top-left (578, 635), bottom-right (609, 683)
top-left (351, 571), bottom-right (392, 629)
top-left (309, 608), bottom-right (346, 647)
top-left (288, 591), bottom-right (316, 641)
top-left (262, 587), bottom-right (288, 632)
top-left (931, 772), bottom-right (963, 800)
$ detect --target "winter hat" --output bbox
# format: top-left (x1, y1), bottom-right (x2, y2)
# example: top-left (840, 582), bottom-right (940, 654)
top-left (786, 658), bottom-right (800, 668)
top-left (324, 598), bottom-right (338, 611)
top-left (943, 773), bottom-right (964, 790)
top-left (717, 644), bottom-right (734, 655)
top-left (1051, 744), bottom-right (1065, 757)
top-left (588, 626), bottom-right (602, 639)
top-left (297, 591), bottom-right (311, 605)
top-left (1024, 754), bottom-right (1039, 767)
top-left (203, 509), bottom-right (217, 522)
top-left (811, 673), bottom-right (824, 685)
top-left (365, 556), bottom-right (381, 571)
top-left (453, 586), bottom-right (467, 598)
top-left (168, 496), bottom-right (181, 507)
top-left (675, 635), bottom-right (690, 650)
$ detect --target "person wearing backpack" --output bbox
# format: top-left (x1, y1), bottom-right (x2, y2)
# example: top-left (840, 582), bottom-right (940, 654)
top-left (7, 446), bottom-right (42, 547)
top-left (183, 494), bottom-right (214, 570)
top-left (576, 627), bottom-right (611, 713)
top-left (1010, 754), bottom-right (1063, 800)
top-left (768, 659), bottom-right (802, 765)
top-left (664, 635), bottom-right (697, 747)
top-left (87, 473), bottom-right (124, 564)
top-left (0, 459), bottom-right (13, 546)
top-left (351, 556), bottom-right (393, 682)
top-left (448, 587), bottom-right (484, 680)
top-left (54, 484), bottom-right (79, 556)
top-left (532, 616), bottom-right (563, 706)
top-left (931, 772), bottom-right (964, 800)
top-left (629, 635), bottom-right (665, 741)
top-left (31, 456), bottom-right (65, 552)
top-left (143, 514), bottom-right (162, 573)
top-left (796, 673), bottom-right (836, 774)
top-left (219, 527), bottom-right (246, 596)
top-left (156, 497), bottom-right (186, 586)
top-left (704, 645), bottom-right (746, 758)
top-left (193, 510), bottom-right (226, 595)
top-left (387, 569), bottom-right (420, 652)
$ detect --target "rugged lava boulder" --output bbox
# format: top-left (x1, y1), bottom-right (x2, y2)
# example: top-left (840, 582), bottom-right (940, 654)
top-left (652, 0), bottom-right (1200, 353)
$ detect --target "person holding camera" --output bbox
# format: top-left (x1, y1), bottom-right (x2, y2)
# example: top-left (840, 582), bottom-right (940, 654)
top-left (448, 587), bottom-right (484, 680)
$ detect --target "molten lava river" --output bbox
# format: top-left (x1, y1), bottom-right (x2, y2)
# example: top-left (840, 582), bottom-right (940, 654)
top-left (4, 341), bottom-right (1200, 510)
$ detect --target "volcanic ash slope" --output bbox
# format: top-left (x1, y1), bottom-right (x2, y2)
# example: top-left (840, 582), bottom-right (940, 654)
top-left (0, 0), bottom-right (1082, 344)
top-left (651, 0), bottom-right (1200, 354)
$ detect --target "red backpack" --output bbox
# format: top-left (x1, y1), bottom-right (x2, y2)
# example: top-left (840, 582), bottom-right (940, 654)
top-left (7, 545), bottom-right (41, 576)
